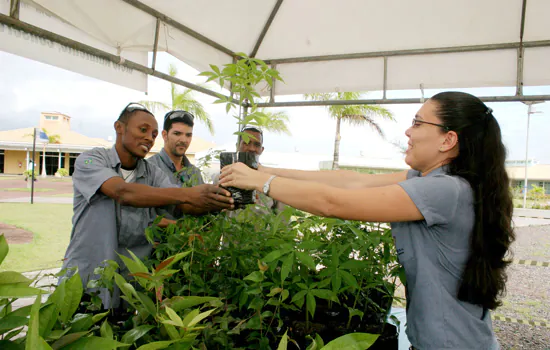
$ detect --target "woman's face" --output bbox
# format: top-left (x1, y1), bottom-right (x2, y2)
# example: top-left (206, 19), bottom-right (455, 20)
top-left (404, 99), bottom-right (456, 172)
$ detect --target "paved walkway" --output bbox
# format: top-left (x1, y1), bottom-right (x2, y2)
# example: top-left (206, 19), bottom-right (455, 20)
top-left (0, 196), bottom-right (72, 204)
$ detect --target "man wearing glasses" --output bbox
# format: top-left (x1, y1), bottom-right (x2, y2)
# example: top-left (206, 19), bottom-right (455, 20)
top-left (148, 110), bottom-right (204, 188)
top-left (61, 103), bottom-right (233, 308)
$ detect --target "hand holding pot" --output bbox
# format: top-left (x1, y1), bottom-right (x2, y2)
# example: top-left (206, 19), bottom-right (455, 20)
top-left (220, 162), bottom-right (270, 191)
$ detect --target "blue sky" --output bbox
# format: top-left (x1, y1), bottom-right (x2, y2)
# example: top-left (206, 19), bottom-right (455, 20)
top-left (0, 51), bottom-right (548, 164)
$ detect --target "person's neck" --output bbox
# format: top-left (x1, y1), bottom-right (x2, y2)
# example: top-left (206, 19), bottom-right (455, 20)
top-left (166, 147), bottom-right (184, 171)
top-left (421, 159), bottom-right (450, 177)
top-left (115, 143), bottom-right (138, 170)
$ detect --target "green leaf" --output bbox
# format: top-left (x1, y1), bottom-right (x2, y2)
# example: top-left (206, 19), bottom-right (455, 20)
top-left (187, 308), bottom-right (216, 328)
top-left (118, 251), bottom-right (148, 275)
top-left (306, 293), bottom-right (316, 319)
top-left (136, 340), bottom-right (177, 350)
top-left (26, 291), bottom-right (50, 350)
top-left (3, 327), bottom-right (24, 340)
top-left (298, 241), bottom-right (323, 250)
top-left (0, 234), bottom-right (8, 266)
top-left (70, 313), bottom-right (93, 333)
top-left (49, 272), bottom-right (83, 324)
top-left (281, 253), bottom-right (294, 282)
top-left (121, 325), bottom-right (155, 345)
top-left (209, 64), bottom-right (220, 75)
top-left (136, 291), bottom-right (156, 316)
top-left (262, 250), bottom-right (283, 263)
top-left (58, 336), bottom-right (129, 350)
top-left (165, 307), bottom-right (183, 328)
top-left (9, 304), bottom-right (32, 318)
top-left (163, 296), bottom-right (218, 313)
top-left (0, 284), bottom-right (41, 298)
top-left (50, 331), bottom-right (89, 349)
top-left (291, 290), bottom-right (307, 308)
top-left (0, 271), bottom-right (32, 285)
top-left (321, 333), bottom-right (380, 350)
top-left (277, 329), bottom-right (288, 350)
top-left (244, 271), bottom-right (264, 283)
top-left (295, 251), bottom-right (316, 271)
top-left (339, 270), bottom-right (359, 289)
top-left (91, 310), bottom-right (110, 325)
top-left (310, 289), bottom-right (336, 302)
top-left (46, 329), bottom-right (70, 342)
top-left (340, 260), bottom-right (369, 270)
top-left (0, 315), bottom-right (28, 334)
top-left (100, 320), bottom-right (113, 340)
top-left (38, 303), bottom-right (57, 338)
top-left (332, 272), bottom-right (342, 293)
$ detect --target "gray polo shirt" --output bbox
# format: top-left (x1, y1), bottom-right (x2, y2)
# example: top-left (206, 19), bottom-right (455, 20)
top-left (61, 147), bottom-right (178, 307)
top-left (391, 167), bottom-right (498, 349)
top-left (147, 148), bottom-right (204, 187)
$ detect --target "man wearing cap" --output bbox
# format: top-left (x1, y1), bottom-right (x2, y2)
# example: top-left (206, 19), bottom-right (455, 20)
top-left (215, 126), bottom-right (286, 215)
top-left (61, 103), bottom-right (233, 308)
top-left (148, 110), bottom-right (204, 189)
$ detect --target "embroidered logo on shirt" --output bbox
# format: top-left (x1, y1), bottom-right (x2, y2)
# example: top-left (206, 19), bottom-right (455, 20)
top-left (84, 159), bottom-right (93, 164)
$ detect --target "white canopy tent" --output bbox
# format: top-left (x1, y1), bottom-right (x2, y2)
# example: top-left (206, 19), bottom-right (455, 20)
top-left (1, 0), bottom-right (549, 106)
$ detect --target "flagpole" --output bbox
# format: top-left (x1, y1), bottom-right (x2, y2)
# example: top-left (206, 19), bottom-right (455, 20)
top-left (31, 128), bottom-right (36, 204)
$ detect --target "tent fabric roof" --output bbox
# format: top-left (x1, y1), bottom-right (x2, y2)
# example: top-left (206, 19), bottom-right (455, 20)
top-left (2, 0), bottom-right (550, 98)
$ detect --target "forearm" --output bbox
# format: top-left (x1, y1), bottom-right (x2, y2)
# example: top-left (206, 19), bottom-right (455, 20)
top-left (252, 174), bottom-right (337, 218)
top-left (260, 166), bottom-right (407, 189)
top-left (113, 183), bottom-right (187, 207)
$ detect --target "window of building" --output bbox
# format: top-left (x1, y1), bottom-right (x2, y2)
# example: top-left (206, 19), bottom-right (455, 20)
top-left (0, 150), bottom-right (4, 173)
top-left (45, 115), bottom-right (59, 120)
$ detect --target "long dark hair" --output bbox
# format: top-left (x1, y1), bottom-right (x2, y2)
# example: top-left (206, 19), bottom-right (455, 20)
top-left (430, 91), bottom-right (514, 310)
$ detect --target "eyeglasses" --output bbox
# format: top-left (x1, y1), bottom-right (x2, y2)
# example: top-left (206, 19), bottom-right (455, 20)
top-left (118, 102), bottom-right (152, 121)
top-left (411, 118), bottom-right (450, 131)
top-left (164, 110), bottom-right (195, 121)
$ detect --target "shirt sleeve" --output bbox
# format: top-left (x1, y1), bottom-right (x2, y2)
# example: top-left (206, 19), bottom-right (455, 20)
top-left (73, 149), bottom-right (120, 204)
top-left (148, 162), bottom-right (181, 220)
top-left (398, 173), bottom-right (462, 227)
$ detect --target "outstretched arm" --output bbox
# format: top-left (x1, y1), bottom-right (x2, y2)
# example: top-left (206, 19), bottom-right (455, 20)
top-left (258, 165), bottom-right (408, 189)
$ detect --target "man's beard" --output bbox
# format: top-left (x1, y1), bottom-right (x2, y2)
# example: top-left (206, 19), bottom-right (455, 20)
top-left (170, 144), bottom-right (186, 157)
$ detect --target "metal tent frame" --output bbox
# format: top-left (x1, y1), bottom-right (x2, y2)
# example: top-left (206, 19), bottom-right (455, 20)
top-left (1, 0), bottom-right (550, 107)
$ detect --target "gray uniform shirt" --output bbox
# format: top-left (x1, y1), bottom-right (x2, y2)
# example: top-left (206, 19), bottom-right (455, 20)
top-left (147, 148), bottom-right (204, 187)
top-left (61, 147), bottom-right (178, 307)
top-left (391, 167), bottom-right (498, 350)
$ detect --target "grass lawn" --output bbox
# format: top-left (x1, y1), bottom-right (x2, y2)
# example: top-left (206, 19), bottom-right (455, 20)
top-left (0, 176), bottom-right (21, 181)
top-left (0, 188), bottom-right (55, 192)
top-left (0, 203), bottom-right (72, 272)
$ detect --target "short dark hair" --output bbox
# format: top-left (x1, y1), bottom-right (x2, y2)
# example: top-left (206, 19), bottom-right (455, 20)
top-left (117, 102), bottom-right (154, 124)
top-left (163, 110), bottom-right (195, 131)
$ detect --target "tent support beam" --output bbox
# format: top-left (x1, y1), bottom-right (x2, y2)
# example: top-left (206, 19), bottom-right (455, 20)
top-left (516, 0), bottom-right (528, 96)
top-left (9, 0), bottom-right (20, 19)
top-left (270, 64), bottom-right (277, 103)
top-left (257, 95), bottom-right (550, 108)
top-left (382, 57), bottom-right (388, 99)
top-left (250, 0), bottom-right (284, 58)
top-left (120, 0), bottom-right (236, 58)
top-left (0, 13), bottom-right (235, 102)
top-left (264, 40), bottom-right (550, 65)
top-left (151, 18), bottom-right (161, 71)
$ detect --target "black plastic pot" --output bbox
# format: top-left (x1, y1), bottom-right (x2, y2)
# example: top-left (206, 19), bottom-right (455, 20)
top-left (220, 152), bottom-right (259, 209)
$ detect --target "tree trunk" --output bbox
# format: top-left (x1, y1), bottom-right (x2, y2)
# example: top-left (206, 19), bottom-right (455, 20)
top-left (332, 117), bottom-right (341, 170)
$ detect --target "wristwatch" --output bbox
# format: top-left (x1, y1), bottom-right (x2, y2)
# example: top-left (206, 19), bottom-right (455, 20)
top-left (262, 175), bottom-right (277, 196)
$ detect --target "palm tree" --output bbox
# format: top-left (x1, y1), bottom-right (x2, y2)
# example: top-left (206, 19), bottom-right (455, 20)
top-left (257, 108), bottom-right (291, 135)
top-left (140, 64), bottom-right (214, 135)
top-left (304, 92), bottom-right (394, 170)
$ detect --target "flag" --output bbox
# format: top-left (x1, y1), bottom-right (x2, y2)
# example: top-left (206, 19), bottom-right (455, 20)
top-left (36, 128), bottom-right (49, 143)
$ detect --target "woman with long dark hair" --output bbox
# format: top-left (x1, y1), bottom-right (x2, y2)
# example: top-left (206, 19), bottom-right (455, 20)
top-left (220, 91), bottom-right (514, 349)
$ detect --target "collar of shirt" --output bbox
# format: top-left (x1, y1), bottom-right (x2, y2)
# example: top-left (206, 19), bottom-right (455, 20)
top-left (108, 147), bottom-right (147, 179)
